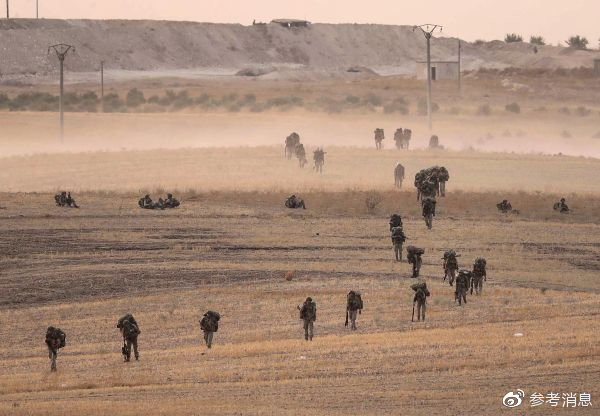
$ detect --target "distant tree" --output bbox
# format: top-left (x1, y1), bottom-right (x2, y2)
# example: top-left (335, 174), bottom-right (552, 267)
top-left (529, 36), bottom-right (545, 46)
top-left (504, 33), bottom-right (523, 43)
top-left (126, 88), bottom-right (146, 107)
top-left (566, 35), bottom-right (588, 50)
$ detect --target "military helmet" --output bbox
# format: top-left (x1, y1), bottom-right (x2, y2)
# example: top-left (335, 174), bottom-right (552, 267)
top-left (306, 297), bottom-right (312, 302)
top-left (168, 193), bottom-right (173, 198)
top-left (560, 198), bottom-right (565, 202)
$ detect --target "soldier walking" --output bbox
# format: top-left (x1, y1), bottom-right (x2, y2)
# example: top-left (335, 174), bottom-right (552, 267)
top-left (299, 297), bottom-right (316, 341)
top-left (443, 250), bottom-right (460, 286)
top-left (345, 291), bottom-right (363, 330)
top-left (471, 258), bottom-right (487, 295)
top-left (406, 246), bottom-right (424, 278)
top-left (117, 314), bottom-right (141, 362)
top-left (411, 282), bottom-right (430, 322)
top-left (45, 326), bottom-right (66, 371)
top-left (391, 226), bottom-right (406, 262)
top-left (200, 311), bottom-right (221, 348)
top-left (422, 197), bottom-right (436, 230)
top-left (455, 270), bottom-right (471, 306)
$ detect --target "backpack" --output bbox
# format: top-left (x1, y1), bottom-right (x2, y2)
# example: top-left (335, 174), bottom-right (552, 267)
top-left (475, 258), bottom-right (487, 269)
top-left (391, 227), bottom-right (405, 243)
top-left (300, 301), bottom-right (316, 321)
top-left (46, 327), bottom-right (66, 349)
top-left (201, 311), bottom-right (220, 332)
top-left (347, 291), bottom-right (363, 311)
top-left (122, 319), bottom-right (139, 339)
top-left (407, 246), bottom-right (424, 256)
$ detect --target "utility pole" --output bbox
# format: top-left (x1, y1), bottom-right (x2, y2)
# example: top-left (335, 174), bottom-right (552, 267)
top-left (457, 39), bottom-right (462, 95)
top-left (48, 44), bottom-right (75, 141)
top-left (36, 0), bottom-right (39, 18)
top-left (6, 0), bottom-right (9, 19)
top-left (414, 24), bottom-right (443, 131)
top-left (100, 60), bottom-right (104, 112)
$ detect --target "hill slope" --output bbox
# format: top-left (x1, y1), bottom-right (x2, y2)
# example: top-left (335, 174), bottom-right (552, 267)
top-left (0, 19), bottom-right (599, 80)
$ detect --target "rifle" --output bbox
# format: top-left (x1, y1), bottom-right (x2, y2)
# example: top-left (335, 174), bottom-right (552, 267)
top-left (411, 303), bottom-right (415, 322)
top-left (345, 308), bottom-right (349, 327)
top-left (121, 341), bottom-right (129, 361)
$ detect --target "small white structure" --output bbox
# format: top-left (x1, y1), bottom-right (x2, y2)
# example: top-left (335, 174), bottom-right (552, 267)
top-left (416, 61), bottom-right (459, 80)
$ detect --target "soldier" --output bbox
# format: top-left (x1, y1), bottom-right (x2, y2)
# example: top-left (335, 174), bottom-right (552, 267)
top-left (199, 311), bottom-right (220, 349)
top-left (438, 167), bottom-right (449, 197)
top-left (156, 197), bottom-right (166, 210)
top-left (394, 163), bottom-right (405, 189)
top-left (411, 282), bottom-right (430, 322)
top-left (296, 143), bottom-right (307, 168)
top-left (402, 129), bottom-right (412, 149)
top-left (553, 198), bottom-right (569, 213)
top-left (422, 197), bottom-right (436, 230)
top-left (117, 314), bottom-right (140, 362)
top-left (298, 297), bottom-right (316, 341)
top-left (313, 148), bottom-right (326, 174)
top-left (391, 226), bottom-right (406, 262)
top-left (496, 199), bottom-right (513, 213)
top-left (428, 135), bottom-right (440, 149)
top-left (285, 132), bottom-right (300, 159)
top-left (285, 195), bottom-right (306, 209)
top-left (65, 192), bottom-right (79, 208)
top-left (374, 128), bottom-right (385, 150)
top-left (45, 326), bottom-right (66, 372)
top-left (406, 246), bottom-right (424, 278)
top-left (443, 250), bottom-right (460, 286)
top-left (345, 291), bottom-right (363, 330)
top-left (54, 191), bottom-right (68, 207)
top-left (139, 194), bottom-right (154, 209)
top-left (164, 193), bottom-right (180, 208)
top-left (455, 270), bottom-right (471, 306)
top-left (471, 257), bottom-right (487, 295)
top-left (393, 128), bottom-right (403, 149)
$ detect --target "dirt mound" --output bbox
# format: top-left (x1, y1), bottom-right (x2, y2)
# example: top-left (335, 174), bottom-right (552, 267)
top-left (0, 19), bottom-right (599, 81)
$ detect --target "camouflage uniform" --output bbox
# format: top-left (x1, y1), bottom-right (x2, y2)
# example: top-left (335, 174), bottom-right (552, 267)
top-left (117, 314), bottom-right (140, 361)
top-left (299, 297), bottom-right (316, 341)
top-left (313, 148), bottom-right (326, 173)
top-left (402, 129), bottom-right (412, 149)
top-left (374, 128), bottom-right (385, 150)
top-left (438, 167), bottom-right (449, 197)
top-left (285, 132), bottom-right (300, 159)
top-left (45, 326), bottom-right (66, 371)
top-left (471, 258), bottom-right (487, 295)
top-left (422, 197), bottom-right (436, 230)
top-left (296, 143), bottom-right (307, 167)
top-left (497, 200), bottom-right (512, 213)
top-left (455, 270), bottom-right (471, 305)
top-left (406, 246), bottom-right (424, 278)
top-left (285, 195), bottom-right (306, 209)
top-left (200, 311), bottom-right (220, 348)
top-left (393, 128), bottom-right (403, 149)
top-left (345, 291), bottom-right (363, 330)
top-left (391, 226), bottom-right (406, 262)
top-left (553, 198), bottom-right (569, 213)
top-left (164, 193), bottom-right (180, 208)
top-left (443, 250), bottom-right (459, 286)
top-left (412, 284), bottom-right (430, 321)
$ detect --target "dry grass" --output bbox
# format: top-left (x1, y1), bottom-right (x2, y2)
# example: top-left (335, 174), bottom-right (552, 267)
top-left (0, 194), bottom-right (599, 414)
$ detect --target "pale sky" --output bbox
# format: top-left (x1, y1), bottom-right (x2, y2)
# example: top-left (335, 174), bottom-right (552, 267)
top-left (7, 0), bottom-right (599, 46)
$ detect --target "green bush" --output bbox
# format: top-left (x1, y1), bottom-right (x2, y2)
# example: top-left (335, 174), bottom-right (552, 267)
top-left (417, 98), bottom-right (439, 115)
top-left (0, 93), bottom-right (10, 109)
top-left (103, 93), bottom-right (124, 112)
top-left (530, 36), bottom-right (545, 46)
top-left (505, 33), bottom-right (523, 43)
top-left (566, 35), bottom-right (588, 49)
top-left (9, 92), bottom-right (57, 111)
top-left (79, 91), bottom-right (99, 112)
top-left (126, 88), bottom-right (146, 107)
top-left (384, 98), bottom-right (409, 114)
top-left (574, 106), bottom-right (591, 117)
top-left (363, 94), bottom-right (382, 107)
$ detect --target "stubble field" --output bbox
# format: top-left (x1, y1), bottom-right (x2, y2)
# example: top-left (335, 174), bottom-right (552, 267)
top-left (0, 191), bottom-right (599, 415)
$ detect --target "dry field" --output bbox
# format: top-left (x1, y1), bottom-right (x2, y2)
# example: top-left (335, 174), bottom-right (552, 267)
top-left (0, 193), bottom-right (599, 415)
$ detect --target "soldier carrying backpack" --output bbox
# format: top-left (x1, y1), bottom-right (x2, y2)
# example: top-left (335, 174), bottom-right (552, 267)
top-left (45, 326), bottom-right (66, 372)
top-left (390, 226), bottom-right (407, 262)
top-left (200, 311), bottom-right (220, 349)
top-left (298, 297), bottom-right (317, 341)
top-left (411, 282), bottom-right (430, 322)
top-left (406, 246), bottom-right (425, 278)
top-left (471, 258), bottom-right (487, 295)
top-left (345, 291), bottom-right (363, 330)
top-left (455, 270), bottom-right (471, 306)
top-left (117, 314), bottom-right (141, 362)
top-left (443, 250), bottom-right (460, 286)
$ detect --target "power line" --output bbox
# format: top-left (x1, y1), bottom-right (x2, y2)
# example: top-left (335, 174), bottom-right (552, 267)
top-left (48, 44), bottom-right (75, 141)
top-left (413, 24), bottom-right (443, 131)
